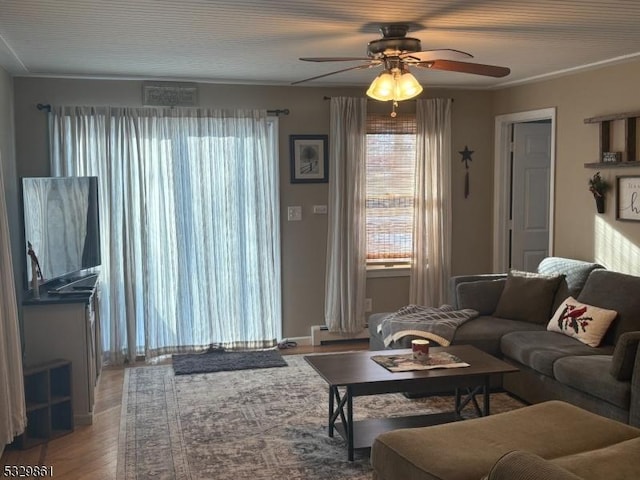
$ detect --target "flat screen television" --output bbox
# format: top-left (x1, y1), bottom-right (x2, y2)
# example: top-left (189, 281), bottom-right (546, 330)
top-left (22, 176), bottom-right (101, 290)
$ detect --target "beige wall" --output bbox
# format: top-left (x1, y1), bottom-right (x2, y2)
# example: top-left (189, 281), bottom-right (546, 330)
top-left (493, 59), bottom-right (640, 274)
top-left (13, 60), bottom-right (640, 340)
top-left (12, 78), bottom-right (494, 338)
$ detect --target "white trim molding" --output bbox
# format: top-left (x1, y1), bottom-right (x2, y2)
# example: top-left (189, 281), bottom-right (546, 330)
top-left (493, 108), bottom-right (557, 272)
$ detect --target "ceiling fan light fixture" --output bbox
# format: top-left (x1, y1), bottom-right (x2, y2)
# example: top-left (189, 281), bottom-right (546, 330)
top-left (366, 69), bottom-right (423, 102)
top-left (366, 70), bottom-right (395, 101)
top-left (397, 70), bottom-right (423, 99)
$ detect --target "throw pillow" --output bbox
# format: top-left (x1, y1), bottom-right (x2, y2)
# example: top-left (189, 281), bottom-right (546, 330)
top-left (537, 257), bottom-right (604, 314)
top-left (547, 296), bottom-right (618, 347)
top-left (456, 279), bottom-right (506, 315)
top-left (493, 270), bottom-right (564, 324)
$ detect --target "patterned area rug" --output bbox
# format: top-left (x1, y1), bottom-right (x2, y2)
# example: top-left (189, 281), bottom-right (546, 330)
top-left (172, 349), bottom-right (287, 375)
top-left (116, 354), bottom-right (525, 480)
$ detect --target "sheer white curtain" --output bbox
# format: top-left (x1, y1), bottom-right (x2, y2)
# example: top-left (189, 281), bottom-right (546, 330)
top-left (410, 98), bottom-right (452, 306)
top-left (0, 153), bottom-right (26, 449)
top-left (325, 97), bottom-right (367, 333)
top-left (50, 107), bottom-right (281, 363)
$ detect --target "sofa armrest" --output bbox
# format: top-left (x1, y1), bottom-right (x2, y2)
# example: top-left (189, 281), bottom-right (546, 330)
top-left (484, 451), bottom-right (583, 480)
top-left (610, 331), bottom-right (640, 380)
top-left (631, 341), bottom-right (640, 427)
top-left (448, 273), bottom-right (507, 308)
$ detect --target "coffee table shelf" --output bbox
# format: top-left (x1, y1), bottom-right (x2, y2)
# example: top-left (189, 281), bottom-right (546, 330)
top-left (333, 412), bottom-right (458, 450)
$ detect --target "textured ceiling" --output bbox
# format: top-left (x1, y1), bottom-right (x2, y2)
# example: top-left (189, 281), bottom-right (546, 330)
top-left (1, 0), bottom-right (640, 89)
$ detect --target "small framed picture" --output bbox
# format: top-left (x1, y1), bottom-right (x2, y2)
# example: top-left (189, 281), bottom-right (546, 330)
top-left (616, 175), bottom-right (640, 221)
top-left (289, 134), bottom-right (328, 183)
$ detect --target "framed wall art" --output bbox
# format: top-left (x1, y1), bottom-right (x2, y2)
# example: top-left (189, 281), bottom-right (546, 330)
top-left (142, 81), bottom-right (198, 106)
top-left (289, 134), bottom-right (328, 183)
top-left (616, 175), bottom-right (640, 221)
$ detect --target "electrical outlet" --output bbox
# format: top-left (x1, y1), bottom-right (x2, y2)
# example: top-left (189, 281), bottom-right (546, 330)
top-left (364, 298), bottom-right (373, 312)
top-left (287, 206), bottom-right (302, 221)
top-left (313, 205), bottom-right (328, 214)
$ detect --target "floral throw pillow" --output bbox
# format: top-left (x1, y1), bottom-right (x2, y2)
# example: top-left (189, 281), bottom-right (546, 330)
top-left (547, 296), bottom-right (617, 347)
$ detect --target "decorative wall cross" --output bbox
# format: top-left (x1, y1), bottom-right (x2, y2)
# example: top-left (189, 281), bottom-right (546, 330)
top-left (459, 145), bottom-right (474, 198)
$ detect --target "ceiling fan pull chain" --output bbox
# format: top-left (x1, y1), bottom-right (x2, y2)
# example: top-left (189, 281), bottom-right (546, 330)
top-left (390, 101), bottom-right (398, 118)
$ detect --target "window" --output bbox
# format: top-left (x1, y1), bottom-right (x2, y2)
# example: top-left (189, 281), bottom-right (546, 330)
top-left (366, 113), bottom-right (417, 266)
top-left (49, 108), bottom-right (281, 362)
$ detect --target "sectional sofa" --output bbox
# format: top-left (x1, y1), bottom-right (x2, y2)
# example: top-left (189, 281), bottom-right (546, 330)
top-left (367, 257), bottom-right (640, 427)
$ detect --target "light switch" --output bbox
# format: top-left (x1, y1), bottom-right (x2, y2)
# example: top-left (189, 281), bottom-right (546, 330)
top-left (313, 205), bottom-right (328, 214)
top-left (287, 206), bottom-right (302, 221)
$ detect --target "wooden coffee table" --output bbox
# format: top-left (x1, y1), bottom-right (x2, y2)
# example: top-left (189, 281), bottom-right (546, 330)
top-left (304, 345), bottom-right (518, 460)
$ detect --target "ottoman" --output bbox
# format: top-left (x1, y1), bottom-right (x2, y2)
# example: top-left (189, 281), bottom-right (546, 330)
top-left (371, 400), bottom-right (640, 480)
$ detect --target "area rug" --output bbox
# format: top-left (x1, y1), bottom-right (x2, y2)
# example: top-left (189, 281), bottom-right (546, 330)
top-left (116, 354), bottom-right (526, 480)
top-left (172, 349), bottom-right (287, 375)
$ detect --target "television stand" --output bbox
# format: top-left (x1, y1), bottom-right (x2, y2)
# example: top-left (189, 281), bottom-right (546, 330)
top-left (22, 274), bottom-right (102, 425)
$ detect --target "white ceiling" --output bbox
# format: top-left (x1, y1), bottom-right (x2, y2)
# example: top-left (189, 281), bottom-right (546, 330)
top-left (2, 0), bottom-right (640, 89)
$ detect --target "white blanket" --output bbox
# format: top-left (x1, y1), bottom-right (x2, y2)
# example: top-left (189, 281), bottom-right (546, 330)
top-left (379, 304), bottom-right (479, 347)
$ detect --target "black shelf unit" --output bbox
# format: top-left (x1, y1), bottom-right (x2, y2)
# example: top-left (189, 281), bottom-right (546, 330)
top-left (13, 359), bottom-right (74, 449)
top-left (584, 111), bottom-right (640, 168)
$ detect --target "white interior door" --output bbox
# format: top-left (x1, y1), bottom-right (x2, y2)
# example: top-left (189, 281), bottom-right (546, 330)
top-left (511, 122), bottom-right (552, 271)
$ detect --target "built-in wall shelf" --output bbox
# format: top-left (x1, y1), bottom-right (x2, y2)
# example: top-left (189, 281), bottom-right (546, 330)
top-left (584, 111), bottom-right (640, 167)
top-left (584, 111), bottom-right (640, 123)
top-left (584, 161), bottom-right (640, 169)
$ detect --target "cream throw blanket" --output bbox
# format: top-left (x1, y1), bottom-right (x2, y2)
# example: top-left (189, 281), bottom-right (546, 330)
top-left (379, 304), bottom-right (479, 347)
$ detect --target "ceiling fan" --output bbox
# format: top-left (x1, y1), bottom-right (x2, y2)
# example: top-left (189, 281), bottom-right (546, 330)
top-left (293, 24), bottom-right (510, 102)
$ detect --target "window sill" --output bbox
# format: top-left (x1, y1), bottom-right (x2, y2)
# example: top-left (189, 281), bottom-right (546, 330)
top-left (367, 265), bottom-right (410, 278)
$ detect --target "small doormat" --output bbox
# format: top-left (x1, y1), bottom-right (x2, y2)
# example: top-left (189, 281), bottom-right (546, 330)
top-left (172, 349), bottom-right (287, 375)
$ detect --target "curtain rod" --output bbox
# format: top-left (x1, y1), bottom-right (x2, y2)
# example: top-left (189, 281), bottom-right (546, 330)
top-left (322, 96), bottom-right (454, 103)
top-left (36, 104), bottom-right (290, 116)
top-left (268, 109), bottom-right (290, 116)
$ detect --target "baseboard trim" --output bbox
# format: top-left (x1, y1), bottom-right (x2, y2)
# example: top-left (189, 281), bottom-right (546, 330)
top-left (280, 335), bottom-right (312, 347)
top-left (310, 325), bottom-right (370, 346)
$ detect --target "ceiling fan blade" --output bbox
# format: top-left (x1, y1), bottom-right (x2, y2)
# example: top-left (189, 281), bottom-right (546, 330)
top-left (292, 63), bottom-right (379, 85)
top-left (401, 48), bottom-right (473, 62)
top-left (422, 59), bottom-right (510, 78)
top-left (300, 57), bottom-right (372, 62)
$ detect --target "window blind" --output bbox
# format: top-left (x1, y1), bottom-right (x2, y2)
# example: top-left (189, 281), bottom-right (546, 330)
top-left (366, 113), bottom-right (416, 263)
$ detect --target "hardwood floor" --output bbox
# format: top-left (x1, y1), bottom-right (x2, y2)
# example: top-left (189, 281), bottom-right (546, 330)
top-left (0, 340), bottom-right (369, 479)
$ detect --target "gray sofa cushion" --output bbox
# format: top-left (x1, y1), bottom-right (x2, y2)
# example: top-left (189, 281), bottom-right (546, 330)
top-left (500, 331), bottom-right (612, 377)
top-left (610, 332), bottom-right (640, 380)
top-left (486, 451), bottom-right (583, 480)
top-left (578, 269), bottom-right (640, 345)
top-left (553, 355), bottom-right (630, 409)
top-left (453, 316), bottom-right (545, 356)
top-left (449, 273), bottom-right (507, 308)
top-left (494, 271), bottom-right (564, 324)
top-left (537, 257), bottom-right (603, 313)
top-left (456, 279), bottom-right (506, 315)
